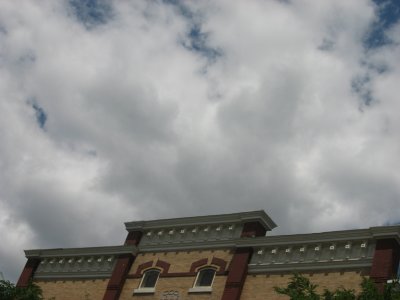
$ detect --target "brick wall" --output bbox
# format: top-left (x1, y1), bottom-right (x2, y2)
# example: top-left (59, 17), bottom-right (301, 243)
top-left (35, 278), bottom-right (109, 300)
top-left (119, 249), bottom-right (232, 299)
top-left (120, 276), bottom-right (227, 300)
top-left (240, 270), bottom-right (368, 300)
top-left (128, 249), bottom-right (232, 274)
top-left (370, 238), bottom-right (400, 290)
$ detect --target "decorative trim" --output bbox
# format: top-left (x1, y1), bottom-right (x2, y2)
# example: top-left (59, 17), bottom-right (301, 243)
top-left (138, 240), bottom-right (237, 252)
top-left (250, 240), bottom-right (375, 270)
top-left (137, 225), bottom-right (400, 253)
top-left (211, 257), bottom-right (227, 272)
top-left (133, 260), bottom-right (170, 277)
top-left (156, 260), bottom-right (171, 274)
top-left (125, 210), bottom-right (277, 232)
top-left (190, 258), bottom-right (208, 273)
top-left (248, 259), bottom-right (373, 273)
top-left (135, 261), bottom-right (154, 276)
top-left (25, 245), bottom-right (137, 258)
top-left (33, 272), bottom-right (113, 279)
top-left (128, 257), bottom-right (228, 279)
top-left (237, 226), bottom-right (400, 248)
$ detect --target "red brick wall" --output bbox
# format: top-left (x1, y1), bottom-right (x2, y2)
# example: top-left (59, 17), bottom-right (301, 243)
top-left (370, 238), bottom-right (400, 291)
top-left (16, 258), bottom-right (40, 288)
top-left (221, 247), bottom-right (253, 300)
top-left (103, 231), bottom-right (143, 300)
top-left (241, 222), bottom-right (266, 238)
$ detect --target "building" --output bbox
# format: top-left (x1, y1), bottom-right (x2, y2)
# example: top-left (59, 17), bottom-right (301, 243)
top-left (17, 210), bottom-right (400, 300)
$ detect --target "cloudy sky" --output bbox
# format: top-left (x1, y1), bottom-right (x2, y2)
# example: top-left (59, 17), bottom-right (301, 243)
top-left (1, 0), bottom-right (400, 281)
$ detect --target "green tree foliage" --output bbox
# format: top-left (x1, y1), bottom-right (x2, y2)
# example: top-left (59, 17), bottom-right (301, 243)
top-left (0, 280), bottom-right (43, 300)
top-left (274, 273), bottom-right (400, 300)
top-left (322, 288), bottom-right (356, 300)
top-left (274, 273), bottom-right (320, 300)
top-left (384, 279), bottom-right (400, 300)
top-left (357, 277), bottom-right (382, 300)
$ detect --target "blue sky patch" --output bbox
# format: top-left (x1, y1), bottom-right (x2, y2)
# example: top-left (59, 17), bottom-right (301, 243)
top-left (163, 0), bottom-right (222, 62)
top-left (69, 0), bottom-right (113, 28)
top-left (351, 74), bottom-right (374, 106)
top-left (28, 99), bottom-right (47, 129)
top-left (364, 0), bottom-right (400, 49)
top-left (184, 24), bottom-right (222, 61)
top-left (162, 0), bottom-right (193, 19)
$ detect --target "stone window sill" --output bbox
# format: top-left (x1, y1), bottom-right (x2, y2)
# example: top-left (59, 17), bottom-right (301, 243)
top-left (188, 286), bottom-right (212, 293)
top-left (133, 287), bottom-right (155, 294)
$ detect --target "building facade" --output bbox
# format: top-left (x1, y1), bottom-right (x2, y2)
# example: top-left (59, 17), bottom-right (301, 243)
top-left (17, 210), bottom-right (400, 300)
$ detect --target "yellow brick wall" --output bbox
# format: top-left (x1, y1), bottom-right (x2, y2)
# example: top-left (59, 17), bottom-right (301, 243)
top-left (119, 249), bottom-right (232, 300)
top-left (129, 249), bottom-right (233, 274)
top-left (34, 278), bottom-right (109, 300)
top-left (241, 270), bottom-right (368, 300)
top-left (120, 275), bottom-right (227, 300)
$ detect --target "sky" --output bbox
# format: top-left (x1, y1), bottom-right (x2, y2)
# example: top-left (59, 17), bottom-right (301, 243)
top-left (0, 0), bottom-right (400, 282)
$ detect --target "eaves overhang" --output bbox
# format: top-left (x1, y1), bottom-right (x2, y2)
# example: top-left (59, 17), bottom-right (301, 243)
top-left (124, 210), bottom-right (277, 232)
top-left (370, 225), bottom-right (400, 244)
top-left (24, 245), bottom-right (137, 259)
top-left (237, 225), bottom-right (400, 248)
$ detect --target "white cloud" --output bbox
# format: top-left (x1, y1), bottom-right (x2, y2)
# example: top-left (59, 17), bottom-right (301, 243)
top-left (0, 0), bottom-right (399, 281)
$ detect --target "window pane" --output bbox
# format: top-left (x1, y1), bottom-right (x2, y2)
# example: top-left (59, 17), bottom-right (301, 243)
top-left (196, 269), bottom-right (215, 287)
top-left (141, 270), bottom-right (160, 288)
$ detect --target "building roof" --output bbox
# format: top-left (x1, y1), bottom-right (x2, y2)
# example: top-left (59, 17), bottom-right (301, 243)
top-left (125, 210), bottom-right (277, 232)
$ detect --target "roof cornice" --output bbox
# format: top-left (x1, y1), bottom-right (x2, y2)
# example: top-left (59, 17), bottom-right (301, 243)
top-left (135, 225), bottom-right (400, 252)
top-left (25, 245), bottom-right (137, 259)
top-left (370, 225), bottom-right (400, 243)
top-left (248, 258), bottom-right (373, 273)
top-left (125, 210), bottom-right (277, 232)
top-left (238, 225), bottom-right (400, 247)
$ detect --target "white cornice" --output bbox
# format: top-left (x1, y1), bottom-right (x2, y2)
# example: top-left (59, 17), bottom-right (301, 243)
top-left (25, 245), bottom-right (137, 258)
top-left (34, 272), bottom-right (112, 279)
top-left (136, 225), bottom-right (400, 252)
top-left (370, 225), bottom-right (400, 243)
top-left (138, 240), bottom-right (237, 252)
top-left (248, 258), bottom-right (373, 273)
top-left (238, 225), bottom-right (400, 247)
top-left (124, 210), bottom-right (277, 232)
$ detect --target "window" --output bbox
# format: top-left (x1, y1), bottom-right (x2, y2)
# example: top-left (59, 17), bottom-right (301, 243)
top-left (133, 269), bottom-right (160, 294)
top-left (189, 267), bottom-right (216, 293)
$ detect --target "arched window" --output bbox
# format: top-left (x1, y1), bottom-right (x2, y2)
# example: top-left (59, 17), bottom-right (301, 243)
top-left (140, 269), bottom-right (160, 288)
top-left (134, 269), bottom-right (160, 294)
top-left (189, 267), bottom-right (216, 293)
top-left (195, 268), bottom-right (216, 287)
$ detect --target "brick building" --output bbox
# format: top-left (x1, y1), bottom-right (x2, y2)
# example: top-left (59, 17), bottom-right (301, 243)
top-left (17, 210), bottom-right (400, 299)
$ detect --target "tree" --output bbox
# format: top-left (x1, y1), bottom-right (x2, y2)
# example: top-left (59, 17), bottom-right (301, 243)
top-left (322, 288), bottom-right (356, 300)
top-left (357, 277), bottom-right (383, 300)
top-left (274, 273), bottom-right (320, 300)
top-left (274, 273), bottom-right (400, 300)
top-left (384, 279), bottom-right (400, 300)
top-left (0, 280), bottom-right (43, 300)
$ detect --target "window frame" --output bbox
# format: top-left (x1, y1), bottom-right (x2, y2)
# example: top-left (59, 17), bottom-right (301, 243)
top-left (188, 267), bottom-right (216, 293)
top-left (133, 268), bottom-right (161, 294)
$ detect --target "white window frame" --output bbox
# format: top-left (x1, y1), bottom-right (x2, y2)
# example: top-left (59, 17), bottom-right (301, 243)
top-left (133, 268), bottom-right (161, 294)
top-left (188, 267), bottom-right (216, 293)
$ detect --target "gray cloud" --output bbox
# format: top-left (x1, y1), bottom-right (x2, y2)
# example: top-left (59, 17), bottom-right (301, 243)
top-left (0, 0), bottom-right (399, 282)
